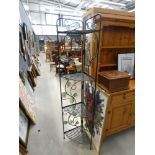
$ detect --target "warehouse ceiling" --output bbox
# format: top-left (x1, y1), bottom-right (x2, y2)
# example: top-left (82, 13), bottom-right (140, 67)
top-left (21, 0), bottom-right (135, 15)
top-left (20, 0), bottom-right (135, 35)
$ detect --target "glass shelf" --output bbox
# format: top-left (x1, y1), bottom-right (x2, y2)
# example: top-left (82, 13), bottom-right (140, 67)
top-left (61, 73), bottom-right (95, 81)
top-left (62, 102), bottom-right (88, 117)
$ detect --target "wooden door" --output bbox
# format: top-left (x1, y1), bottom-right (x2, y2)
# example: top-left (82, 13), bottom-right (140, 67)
top-left (106, 103), bottom-right (132, 135)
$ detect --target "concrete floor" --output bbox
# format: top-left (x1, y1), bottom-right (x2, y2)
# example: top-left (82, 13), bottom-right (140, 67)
top-left (27, 53), bottom-right (135, 155)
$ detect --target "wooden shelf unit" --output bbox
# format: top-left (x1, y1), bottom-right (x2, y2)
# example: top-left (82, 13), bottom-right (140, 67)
top-left (82, 8), bottom-right (135, 140)
top-left (99, 24), bottom-right (135, 72)
top-left (82, 8), bottom-right (135, 74)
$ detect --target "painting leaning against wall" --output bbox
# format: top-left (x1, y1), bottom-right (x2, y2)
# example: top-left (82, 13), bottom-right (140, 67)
top-left (84, 81), bottom-right (109, 153)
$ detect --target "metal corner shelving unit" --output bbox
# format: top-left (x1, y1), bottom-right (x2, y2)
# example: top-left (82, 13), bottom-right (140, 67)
top-left (56, 14), bottom-right (102, 149)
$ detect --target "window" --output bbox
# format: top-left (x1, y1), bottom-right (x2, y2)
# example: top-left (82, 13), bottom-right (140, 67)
top-left (46, 13), bottom-right (59, 25)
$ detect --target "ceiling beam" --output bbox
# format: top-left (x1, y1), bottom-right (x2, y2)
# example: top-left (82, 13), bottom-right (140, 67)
top-left (37, 0), bottom-right (76, 9)
top-left (21, 0), bottom-right (76, 10)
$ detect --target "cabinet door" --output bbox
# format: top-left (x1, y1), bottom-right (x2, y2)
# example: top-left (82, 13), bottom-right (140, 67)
top-left (130, 102), bottom-right (135, 127)
top-left (106, 103), bottom-right (132, 135)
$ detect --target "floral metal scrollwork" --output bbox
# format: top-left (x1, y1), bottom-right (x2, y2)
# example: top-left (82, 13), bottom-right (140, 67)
top-left (63, 19), bottom-right (81, 31)
top-left (86, 22), bottom-right (96, 30)
top-left (62, 80), bottom-right (80, 104)
top-left (63, 104), bottom-right (81, 126)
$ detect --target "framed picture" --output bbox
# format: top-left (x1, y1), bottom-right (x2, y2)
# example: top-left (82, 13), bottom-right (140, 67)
top-left (19, 143), bottom-right (28, 155)
top-left (19, 77), bottom-right (36, 124)
top-left (19, 24), bottom-right (27, 60)
top-left (92, 85), bottom-right (109, 154)
top-left (83, 82), bottom-right (109, 154)
top-left (19, 106), bottom-right (30, 147)
top-left (22, 22), bottom-right (28, 41)
top-left (25, 40), bottom-right (31, 65)
top-left (19, 30), bottom-right (23, 56)
top-left (118, 53), bottom-right (135, 79)
top-left (19, 72), bottom-right (25, 85)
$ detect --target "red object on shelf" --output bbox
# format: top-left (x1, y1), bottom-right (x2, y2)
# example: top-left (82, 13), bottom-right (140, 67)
top-left (66, 66), bottom-right (76, 71)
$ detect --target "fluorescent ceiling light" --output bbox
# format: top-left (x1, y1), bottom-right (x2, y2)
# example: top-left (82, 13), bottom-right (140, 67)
top-left (54, 7), bottom-right (84, 15)
top-left (87, 1), bottom-right (99, 8)
top-left (70, 0), bottom-right (81, 4)
top-left (24, 4), bottom-right (29, 11)
top-left (101, 0), bottom-right (126, 7)
top-left (54, 8), bottom-right (73, 12)
top-left (101, 4), bottom-right (110, 8)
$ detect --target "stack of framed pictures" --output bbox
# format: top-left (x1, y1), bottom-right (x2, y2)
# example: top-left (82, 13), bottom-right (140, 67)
top-left (19, 77), bottom-right (36, 155)
top-left (19, 22), bottom-right (35, 65)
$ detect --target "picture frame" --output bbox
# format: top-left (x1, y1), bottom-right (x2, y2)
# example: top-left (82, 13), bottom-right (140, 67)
top-left (19, 71), bottom-right (25, 85)
top-left (19, 106), bottom-right (30, 147)
top-left (93, 85), bottom-right (109, 154)
top-left (118, 53), bottom-right (135, 79)
top-left (19, 143), bottom-right (28, 155)
top-left (22, 22), bottom-right (28, 41)
top-left (19, 77), bottom-right (36, 124)
top-left (83, 82), bottom-right (109, 154)
top-left (19, 30), bottom-right (23, 56)
top-left (19, 24), bottom-right (27, 60)
top-left (25, 40), bottom-right (31, 65)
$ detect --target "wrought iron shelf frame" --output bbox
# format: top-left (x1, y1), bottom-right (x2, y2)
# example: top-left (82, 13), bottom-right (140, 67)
top-left (62, 72), bottom-right (95, 81)
top-left (57, 29), bottom-right (100, 34)
top-left (56, 14), bottom-right (102, 149)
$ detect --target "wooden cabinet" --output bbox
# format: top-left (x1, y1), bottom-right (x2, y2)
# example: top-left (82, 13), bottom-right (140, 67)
top-left (98, 80), bottom-right (135, 139)
top-left (105, 90), bottom-right (134, 136)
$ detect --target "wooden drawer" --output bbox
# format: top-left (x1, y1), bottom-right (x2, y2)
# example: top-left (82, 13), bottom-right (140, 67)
top-left (111, 91), bottom-right (134, 106)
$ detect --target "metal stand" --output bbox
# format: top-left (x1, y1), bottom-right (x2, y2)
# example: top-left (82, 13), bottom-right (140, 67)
top-left (56, 14), bottom-right (101, 148)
